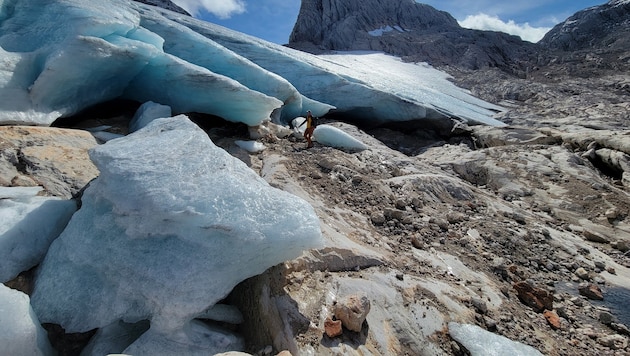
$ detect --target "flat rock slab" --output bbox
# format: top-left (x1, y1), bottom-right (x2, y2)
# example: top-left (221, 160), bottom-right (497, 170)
top-left (0, 126), bottom-right (99, 198)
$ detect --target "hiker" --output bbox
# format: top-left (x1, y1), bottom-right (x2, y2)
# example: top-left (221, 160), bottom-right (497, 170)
top-left (299, 110), bottom-right (316, 148)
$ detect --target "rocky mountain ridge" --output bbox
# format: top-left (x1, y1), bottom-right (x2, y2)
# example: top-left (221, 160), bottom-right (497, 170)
top-left (288, 0), bottom-right (630, 76)
top-left (287, 0), bottom-right (539, 72)
top-left (134, 0), bottom-right (189, 15)
top-left (540, 0), bottom-right (630, 52)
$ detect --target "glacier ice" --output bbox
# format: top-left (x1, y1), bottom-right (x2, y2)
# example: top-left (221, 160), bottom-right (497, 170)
top-left (292, 117), bottom-right (367, 151)
top-left (129, 101), bottom-right (172, 133)
top-left (79, 320), bottom-right (150, 356)
top-left (0, 186), bottom-right (76, 283)
top-left (172, 16), bottom-right (504, 126)
top-left (235, 140), bottom-right (266, 153)
top-left (0, 284), bottom-right (55, 356)
top-left (0, 0), bottom-right (502, 128)
top-left (0, 0), bottom-right (286, 126)
top-left (449, 322), bottom-right (543, 356)
top-left (313, 125), bottom-right (368, 151)
top-left (30, 115), bottom-right (322, 352)
top-left (123, 320), bottom-right (245, 356)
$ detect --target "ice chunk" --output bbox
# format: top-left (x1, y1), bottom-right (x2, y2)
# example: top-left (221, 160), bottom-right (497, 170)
top-left (91, 131), bottom-right (124, 142)
top-left (196, 304), bottom-right (244, 325)
top-left (123, 320), bottom-right (245, 356)
top-left (31, 116), bottom-right (322, 347)
top-left (235, 140), bottom-right (266, 153)
top-left (313, 125), bottom-right (368, 151)
top-left (79, 320), bottom-right (150, 356)
top-left (0, 186), bottom-right (76, 283)
top-left (449, 322), bottom-right (543, 356)
top-left (129, 101), bottom-right (172, 133)
top-left (0, 284), bottom-right (55, 356)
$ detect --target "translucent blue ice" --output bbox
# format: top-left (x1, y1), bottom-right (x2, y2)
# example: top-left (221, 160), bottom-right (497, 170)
top-left (313, 125), bottom-right (368, 151)
top-left (0, 0), bottom-right (503, 127)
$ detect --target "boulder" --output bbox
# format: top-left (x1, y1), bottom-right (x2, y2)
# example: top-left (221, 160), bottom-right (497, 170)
top-left (513, 281), bottom-right (554, 312)
top-left (578, 283), bottom-right (604, 300)
top-left (324, 317), bottom-right (343, 338)
top-left (0, 126), bottom-right (99, 198)
top-left (333, 294), bottom-right (371, 332)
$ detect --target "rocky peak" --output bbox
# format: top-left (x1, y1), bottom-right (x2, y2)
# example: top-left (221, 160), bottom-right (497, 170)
top-left (289, 0), bottom-right (458, 46)
top-left (133, 0), bottom-right (190, 15)
top-left (539, 0), bottom-right (630, 51)
top-left (288, 0), bottom-right (538, 73)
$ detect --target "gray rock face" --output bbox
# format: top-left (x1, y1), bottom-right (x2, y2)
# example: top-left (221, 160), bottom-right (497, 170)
top-left (133, 0), bottom-right (190, 15)
top-left (539, 0), bottom-right (630, 51)
top-left (288, 0), bottom-right (538, 71)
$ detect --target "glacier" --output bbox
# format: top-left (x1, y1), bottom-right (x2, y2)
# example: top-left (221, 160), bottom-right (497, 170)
top-left (30, 116), bottom-right (323, 354)
top-left (0, 0), bottom-right (503, 128)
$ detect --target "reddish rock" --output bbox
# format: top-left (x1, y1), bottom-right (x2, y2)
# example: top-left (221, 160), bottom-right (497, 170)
top-left (543, 310), bottom-right (562, 329)
top-left (334, 294), bottom-right (371, 332)
top-left (324, 317), bottom-right (343, 338)
top-left (513, 281), bottom-right (553, 312)
top-left (578, 283), bottom-right (604, 300)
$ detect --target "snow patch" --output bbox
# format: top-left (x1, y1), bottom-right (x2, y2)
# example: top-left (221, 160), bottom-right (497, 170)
top-left (235, 140), bottom-right (266, 153)
top-left (449, 322), bottom-right (543, 356)
top-left (368, 25), bottom-right (404, 36)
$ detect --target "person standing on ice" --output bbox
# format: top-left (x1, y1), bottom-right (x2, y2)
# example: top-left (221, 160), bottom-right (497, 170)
top-left (299, 110), bottom-right (316, 148)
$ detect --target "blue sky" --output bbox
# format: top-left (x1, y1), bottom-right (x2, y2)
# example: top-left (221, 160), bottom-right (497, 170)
top-left (171, 0), bottom-right (606, 44)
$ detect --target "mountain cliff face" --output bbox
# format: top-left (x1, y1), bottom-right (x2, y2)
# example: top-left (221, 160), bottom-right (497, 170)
top-left (287, 0), bottom-right (538, 72)
top-left (133, 0), bottom-right (190, 15)
top-left (539, 0), bottom-right (630, 51)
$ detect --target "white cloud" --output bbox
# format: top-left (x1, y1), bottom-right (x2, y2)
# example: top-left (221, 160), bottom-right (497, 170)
top-left (171, 0), bottom-right (246, 18)
top-left (458, 13), bottom-right (551, 43)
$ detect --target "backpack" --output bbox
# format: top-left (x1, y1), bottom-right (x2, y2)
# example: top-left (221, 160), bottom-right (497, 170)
top-left (311, 116), bottom-right (319, 127)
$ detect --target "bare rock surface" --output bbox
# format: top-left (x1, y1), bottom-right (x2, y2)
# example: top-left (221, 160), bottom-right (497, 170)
top-left (4, 109), bottom-right (628, 354)
top-left (215, 112), bottom-right (630, 355)
top-left (539, 0), bottom-right (630, 52)
top-left (0, 126), bottom-right (99, 198)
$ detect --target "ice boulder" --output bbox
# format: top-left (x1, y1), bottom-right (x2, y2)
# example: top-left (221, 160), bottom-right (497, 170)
top-left (31, 115), bottom-right (322, 354)
top-left (448, 322), bottom-right (543, 356)
top-left (313, 125), bottom-right (368, 151)
top-left (0, 186), bottom-right (76, 283)
top-left (235, 140), bottom-right (266, 153)
top-left (0, 284), bottom-right (55, 356)
top-left (129, 101), bottom-right (172, 133)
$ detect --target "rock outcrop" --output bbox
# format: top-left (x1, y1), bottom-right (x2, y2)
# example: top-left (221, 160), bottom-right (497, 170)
top-left (133, 0), bottom-right (190, 15)
top-left (287, 0), bottom-right (539, 71)
top-left (539, 0), bottom-right (630, 52)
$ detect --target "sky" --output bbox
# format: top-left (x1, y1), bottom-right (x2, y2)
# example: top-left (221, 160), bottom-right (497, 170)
top-left (170, 0), bottom-right (607, 44)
